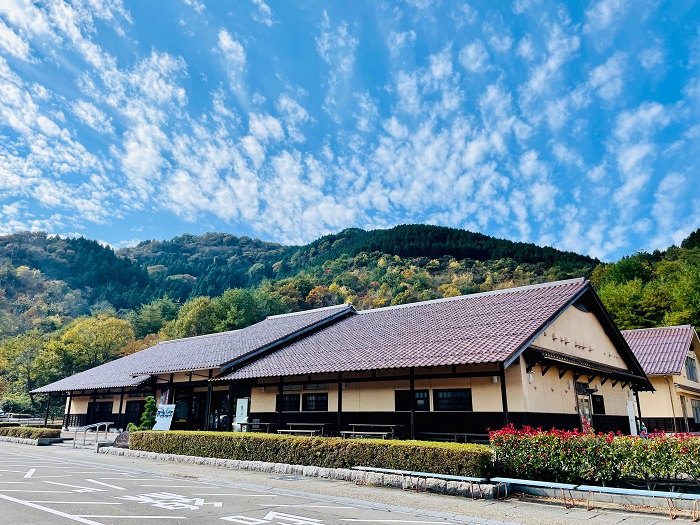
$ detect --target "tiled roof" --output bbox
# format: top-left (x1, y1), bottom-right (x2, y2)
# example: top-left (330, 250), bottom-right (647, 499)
top-left (622, 325), bottom-right (696, 376)
top-left (131, 304), bottom-right (353, 375)
top-left (32, 304), bottom-right (353, 393)
top-left (219, 278), bottom-right (590, 380)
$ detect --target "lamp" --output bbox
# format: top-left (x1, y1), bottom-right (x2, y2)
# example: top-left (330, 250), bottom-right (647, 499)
top-left (491, 376), bottom-right (499, 384)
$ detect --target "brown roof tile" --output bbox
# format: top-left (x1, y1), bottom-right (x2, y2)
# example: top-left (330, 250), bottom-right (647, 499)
top-left (32, 304), bottom-right (352, 393)
top-left (622, 325), bottom-right (696, 376)
top-left (219, 278), bottom-right (589, 380)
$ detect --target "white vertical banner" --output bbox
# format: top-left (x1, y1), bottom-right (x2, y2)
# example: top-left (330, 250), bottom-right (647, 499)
top-left (626, 400), bottom-right (638, 436)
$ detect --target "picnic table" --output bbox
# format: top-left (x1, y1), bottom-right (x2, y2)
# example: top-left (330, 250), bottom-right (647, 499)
top-left (239, 422), bottom-right (271, 433)
top-left (277, 422), bottom-right (330, 437)
top-left (344, 423), bottom-right (402, 439)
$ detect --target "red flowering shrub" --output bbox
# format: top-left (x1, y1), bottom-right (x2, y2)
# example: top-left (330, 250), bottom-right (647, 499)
top-left (490, 425), bottom-right (700, 485)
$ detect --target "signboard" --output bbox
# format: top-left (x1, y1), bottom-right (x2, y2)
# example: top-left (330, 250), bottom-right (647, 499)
top-left (626, 400), bottom-right (638, 436)
top-left (153, 404), bottom-right (176, 431)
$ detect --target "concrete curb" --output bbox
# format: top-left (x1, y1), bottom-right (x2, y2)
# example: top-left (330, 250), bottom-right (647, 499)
top-left (99, 447), bottom-right (493, 499)
top-left (0, 435), bottom-right (39, 446)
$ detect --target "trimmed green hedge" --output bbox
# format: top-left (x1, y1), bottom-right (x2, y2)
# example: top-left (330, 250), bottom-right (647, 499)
top-left (0, 427), bottom-right (61, 439)
top-left (130, 431), bottom-right (491, 477)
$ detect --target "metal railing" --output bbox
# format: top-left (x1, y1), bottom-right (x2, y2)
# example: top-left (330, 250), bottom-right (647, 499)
top-left (73, 421), bottom-right (114, 452)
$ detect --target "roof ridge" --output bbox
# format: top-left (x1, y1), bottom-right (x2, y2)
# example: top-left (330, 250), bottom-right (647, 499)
top-left (357, 278), bottom-right (587, 315)
top-left (266, 303), bottom-right (352, 319)
top-left (622, 324), bottom-right (694, 334)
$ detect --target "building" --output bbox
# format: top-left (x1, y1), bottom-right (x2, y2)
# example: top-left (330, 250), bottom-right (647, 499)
top-left (33, 278), bottom-right (652, 437)
top-left (623, 325), bottom-right (700, 433)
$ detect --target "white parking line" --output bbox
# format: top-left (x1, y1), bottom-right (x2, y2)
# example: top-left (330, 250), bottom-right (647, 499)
top-left (29, 501), bottom-right (123, 505)
top-left (0, 493), bottom-right (105, 525)
top-left (80, 514), bottom-right (189, 523)
top-left (85, 479), bottom-right (126, 490)
top-left (24, 469), bottom-right (36, 478)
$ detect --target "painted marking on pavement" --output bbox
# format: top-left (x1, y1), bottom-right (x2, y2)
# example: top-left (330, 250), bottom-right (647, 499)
top-left (29, 501), bottom-right (123, 505)
top-left (0, 489), bottom-right (72, 493)
top-left (85, 479), bottom-right (126, 490)
top-left (79, 516), bottom-right (188, 520)
top-left (44, 481), bottom-right (106, 493)
top-left (0, 493), bottom-right (105, 525)
top-left (24, 468), bottom-right (36, 478)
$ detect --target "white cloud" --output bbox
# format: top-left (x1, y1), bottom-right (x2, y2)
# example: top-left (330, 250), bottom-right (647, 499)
top-left (217, 29), bottom-right (246, 94)
top-left (248, 113), bottom-right (284, 142)
top-left (523, 25), bottom-right (579, 98)
top-left (387, 30), bottom-right (416, 56)
top-left (489, 34), bottom-right (513, 53)
top-left (316, 12), bottom-right (358, 74)
top-left (251, 0), bottom-right (274, 26)
top-left (614, 102), bottom-right (670, 142)
top-left (71, 100), bottom-right (114, 134)
top-left (459, 41), bottom-right (490, 72)
top-left (275, 95), bottom-right (310, 142)
top-left (588, 52), bottom-right (626, 101)
top-left (639, 48), bottom-right (664, 70)
top-left (584, 0), bottom-right (627, 34)
top-left (516, 36), bottom-right (535, 60)
top-left (0, 18), bottom-right (31, 61)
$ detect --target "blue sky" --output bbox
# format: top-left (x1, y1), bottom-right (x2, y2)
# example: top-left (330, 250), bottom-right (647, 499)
top-left (0, 0), bottom-right (698, 260)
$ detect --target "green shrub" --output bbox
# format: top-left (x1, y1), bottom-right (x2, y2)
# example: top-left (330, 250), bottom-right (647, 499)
top-left (491, 425), bottom-right (700, 485)
top-left (0, 427), bottom-right (61, 439)
top-left (130, 431), bottom-right (491, 477)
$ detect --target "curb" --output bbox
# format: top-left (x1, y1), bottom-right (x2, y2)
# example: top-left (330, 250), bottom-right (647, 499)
top-left (99, 447), bottom-right (493, 499)
top-left (0, 435), bottom-right (39, 446)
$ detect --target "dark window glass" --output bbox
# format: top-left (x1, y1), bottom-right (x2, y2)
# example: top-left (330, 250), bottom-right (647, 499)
top-left (433, 389), bottom-right (472, 411)
top-left (686, 356), bottom-right (698, 382)
top-left (591, 394), bottom-right (606, 415)
top-left (304, 383), bottom-right (328, 390)
top-left (575, 382), bottom-right (589, 395)
top-left (302, 393), bottom-right (328, 412)
top-left (280, 394), bottom-right (300, 412)
top-left (395, 390), bottom-right (430, 411)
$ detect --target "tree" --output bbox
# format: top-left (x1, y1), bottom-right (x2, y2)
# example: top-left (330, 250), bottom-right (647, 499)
top-left (165, 296), bottom-right (218, 338)
top-left (128, 395), bottom-right (156, 431)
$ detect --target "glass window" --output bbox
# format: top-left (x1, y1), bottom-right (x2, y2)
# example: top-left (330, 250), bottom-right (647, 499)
top-left (575, 382), bottom-right (589, 395)
top-left (591, 394), bottom-right (606, 415)
top-left (433, 389), bottom-right (472, 411)
top-left (686, 356), bottom-right (698, 382)
top-left (395, 390), bottom-right (430, 411)
top-left (304, 383), bottom-right (328, 390)
top-left (280, 394), bottom-right (300, 412)
top-left (691, 399), bottom-right (700, 423)
top-left (282, 385), bottom-right (301, 391)
top-left (302, 393), bottom-right (328, 412)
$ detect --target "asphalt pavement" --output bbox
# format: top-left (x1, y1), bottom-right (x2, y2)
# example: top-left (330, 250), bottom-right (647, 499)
top-left (0, 441), bottom-right (687, 525)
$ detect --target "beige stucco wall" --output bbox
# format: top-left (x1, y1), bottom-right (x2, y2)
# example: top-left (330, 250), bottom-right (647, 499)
top-left (532, 306), bottom-right (629, 370)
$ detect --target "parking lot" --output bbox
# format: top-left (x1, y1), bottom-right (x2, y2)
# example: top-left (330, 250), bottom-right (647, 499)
top-left (0, 445), bottom-right (463, 525)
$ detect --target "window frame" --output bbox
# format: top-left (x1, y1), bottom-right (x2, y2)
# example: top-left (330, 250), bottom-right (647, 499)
top-left (280, 393), bottom-right (300, 412)
top-left (686, 355), bottom-right (698, 382)
top-left (432, 388), bottom-right (473, 412)
top-left (302, 393), bottom-right (328, 412)
top-left (394, 390), bottom-right (430, 411)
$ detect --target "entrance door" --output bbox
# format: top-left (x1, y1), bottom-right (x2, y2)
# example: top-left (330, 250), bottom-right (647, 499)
top-left (86, 401), bottom-right (113, 425)
top-left (124, 400), bottom-right (145, 429)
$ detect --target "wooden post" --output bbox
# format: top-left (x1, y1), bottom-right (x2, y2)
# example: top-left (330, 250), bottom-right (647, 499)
top-left (499, 362), bottom-right (509, 427)
top-left (634, 390), bottom-right (643, 431)
top-left (117, 389), bottom-right (125, 431)
top-left (227, 383), bottom-right (234, 432)
top-left (43, 394), bottom-right (51, 427)
top-left (409, 367), bottom-right (416, 440)
top-left (168, 373), bottom-right (174, 404)
top-left (204, 370), bottom-right (213, 431)
top-left (64, 393), bottom-right (73, 430)
top-left (277, 377), bottom-right (283, 431)
top-left (337, 373), bottom-right (343, 435)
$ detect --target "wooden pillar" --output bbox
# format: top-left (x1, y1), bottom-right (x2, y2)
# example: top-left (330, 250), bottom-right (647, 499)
top-left (634, 390), bottom-right (643, 431)
top-left (167, 373), bottom-right (174, 404)
top-left (337, 373), bottom-right (343, 435)
top-left (43, 394), bottom-right (51, 427)
top-left (277, 377), bottom-right (283, 431)
top-left (204, 370), bottom-right (213, 431)
top-left (227, 383), bottom-right (234, 432)
top-left (409, 367), bottom-right (416, 440)
top-left (499, 362), bottom-right (509, 427)
top-left (64, 392), bottom-right (73, 430)
top-left (117, 389), bottom-right (125, 431)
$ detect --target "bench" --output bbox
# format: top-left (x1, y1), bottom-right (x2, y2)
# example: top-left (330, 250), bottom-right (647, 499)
top-left (577, 485), bottom-right (685, 519)
top-left (276, 429), bottom-right (319, 436)
top-left (340, 431), bottom-right (390, 439)
top-left (490, 477), bottom-right (578, 508)
top-left (352, 466), bottom-right (487, 498)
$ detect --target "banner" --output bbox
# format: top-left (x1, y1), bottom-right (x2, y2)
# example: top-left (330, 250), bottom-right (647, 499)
top-left (153, 404), bottom-right (176, 431)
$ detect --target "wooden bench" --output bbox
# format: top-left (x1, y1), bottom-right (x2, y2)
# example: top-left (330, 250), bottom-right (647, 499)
top-left (276, 429), bottom-right (319, 436)
top-left (490, 477), bottom-right (578, 508)
top-left (577, 484), bottom-right (685, 519)
top-left (340, 431), bottom-right (390, 439)
top-left (352, 466), bottom-right (487, 498)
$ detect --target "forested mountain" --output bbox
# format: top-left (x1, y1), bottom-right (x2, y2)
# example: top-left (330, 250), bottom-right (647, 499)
top-left (1, 224), bottom-right (698, 416)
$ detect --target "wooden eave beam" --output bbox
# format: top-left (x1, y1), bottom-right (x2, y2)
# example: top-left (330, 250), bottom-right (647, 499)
top-left (541, 364), bottom-right (552, 377)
